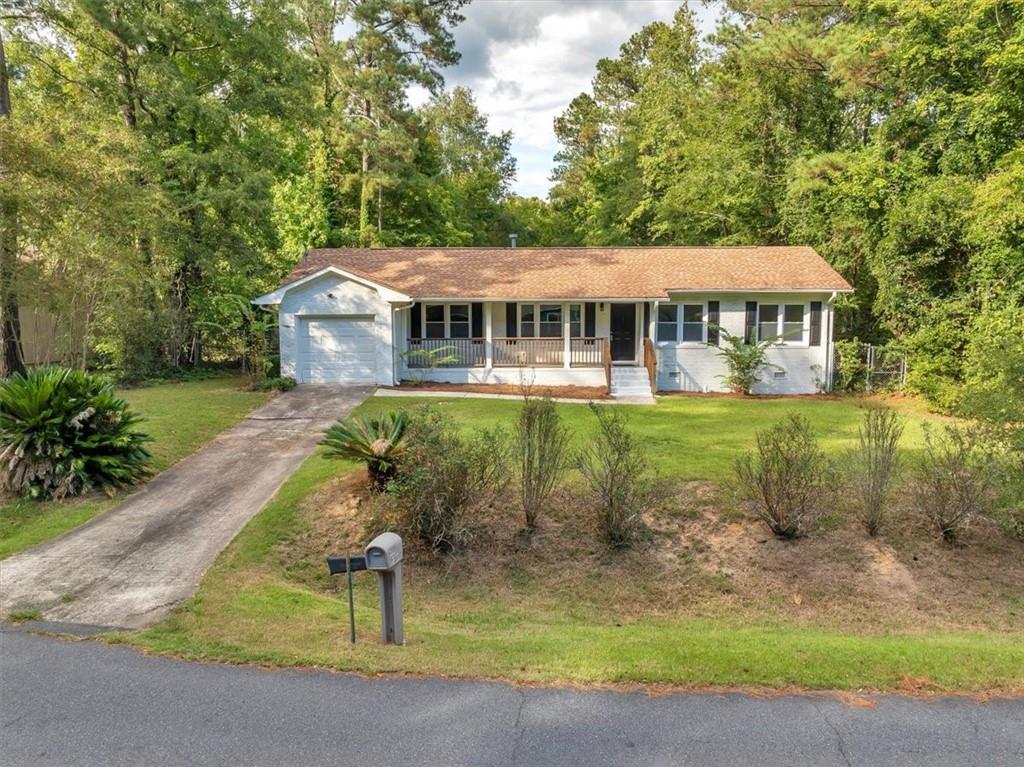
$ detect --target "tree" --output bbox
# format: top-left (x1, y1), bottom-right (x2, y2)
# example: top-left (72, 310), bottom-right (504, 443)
top-left (0, 23), bottom-right (26, 376)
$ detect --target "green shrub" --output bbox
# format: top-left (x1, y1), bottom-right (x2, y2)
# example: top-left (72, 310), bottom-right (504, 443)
top-left (833, 339), bottom-right (866, 392)
top-left (516, 394), bottom-right (572, 530)
top-left (848, 407), bottom-right (905, 536)
top-left (576, 404), bottom-right (655, 548)
top-left (390, 408), bottom-right (509, 552)
top-left (712, 327), bottom-right (779, 395)
top-left (0, 367), bottom-right (152, 499)
top-left (735, 413), bottom-right (832, 538)
top-left (251, 376), bottom-right (296, 392)
top-left (322, 412), bottom-right (408, 491)
top-left (912, 424), bottom-right (995, 544)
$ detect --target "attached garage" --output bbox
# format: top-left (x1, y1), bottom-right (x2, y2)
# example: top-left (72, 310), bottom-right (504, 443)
top-left (299, 316), bottom-right (377, 384)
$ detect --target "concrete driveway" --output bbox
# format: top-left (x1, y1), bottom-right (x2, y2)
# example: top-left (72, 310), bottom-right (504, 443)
top-left (0, 385), bottom-right (368, 629)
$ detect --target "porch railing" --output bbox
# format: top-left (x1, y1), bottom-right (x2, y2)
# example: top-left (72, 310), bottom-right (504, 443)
top-left (406, 337), bottom-right (607, 368)
top-left (405, 337), bottom-right (485, 368)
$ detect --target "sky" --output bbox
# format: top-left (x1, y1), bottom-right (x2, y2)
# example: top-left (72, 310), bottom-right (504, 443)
top-left (413, 1), bottom-right (722, 199)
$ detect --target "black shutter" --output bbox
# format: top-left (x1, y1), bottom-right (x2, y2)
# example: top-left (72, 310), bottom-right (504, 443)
top-left (471, 302), bottom-right (483, 338)
top-left (506, 302), bottom-right (517, 337)
top-left (744, 301), bottom-right (757, 344)
top-left (707, 300), bottom-right (720, 345)
top-left (809, 301), bottom-right (822, 346)
top-left (410, 302), bottom-right (421, 338)
top-left (584, 302), bottom-right (596, 337)
top-left (643, 302), bottom-right (650, 339)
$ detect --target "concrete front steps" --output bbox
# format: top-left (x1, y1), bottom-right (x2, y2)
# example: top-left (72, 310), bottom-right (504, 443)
top-left (610, 366), bottom-right (656, 403)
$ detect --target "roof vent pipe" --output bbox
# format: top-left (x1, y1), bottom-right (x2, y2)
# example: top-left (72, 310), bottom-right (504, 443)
top-left (508, 233), bottom-right (518, 249)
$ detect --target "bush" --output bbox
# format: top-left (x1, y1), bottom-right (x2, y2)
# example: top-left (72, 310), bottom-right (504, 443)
top-left (390, 408), bottom-right (509, 552)
top-left (516, 395), bottom-right (571, 530)
top-left (713, 327), bottom-right (779, 395)
top-left (833, 339), bottom-right (867, 392)
top-left (0, 367), bottom-right (152, 499)
top-left (251, 376), bottom-right (296, 392)
top-left (576, 404), bottom-right (654, 548)
top-left (322, 412), bottom-right (408, 492)
top-left (848, 407), bottom-right (904, 536)
top-left (911, 424), bottom-right (995, 544)
top-left (734, 413), bottom-right (831, 538)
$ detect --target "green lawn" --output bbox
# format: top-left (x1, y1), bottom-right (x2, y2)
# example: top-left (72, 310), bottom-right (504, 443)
top-left (124, 393), bottom-right (1024, 693)
top-left (0, 377), bottom-right (271, 560)
top-left (356, 394), bottom-right (938, 479)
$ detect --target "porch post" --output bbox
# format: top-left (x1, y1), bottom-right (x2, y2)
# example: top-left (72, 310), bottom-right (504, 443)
top-left (562, 302), bottom-right (571, 368)
top-left (649, 300), bottom-right (658, 340)
top-left (484, 302), bottom-right (493, 369)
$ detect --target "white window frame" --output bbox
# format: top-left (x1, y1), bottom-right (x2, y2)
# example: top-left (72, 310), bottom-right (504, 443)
top-left (656, 302), bottom-right (706, 345)
top-left (516, 303), bottom-right (585, 338)
top-left (757, 302), bottom-right (809, 346)
top-left (421, 303), bottom-right (473, 339)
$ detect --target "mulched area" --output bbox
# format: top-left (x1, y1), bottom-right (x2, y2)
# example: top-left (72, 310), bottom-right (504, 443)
top-left (385, 381), bottom-right (610, 400)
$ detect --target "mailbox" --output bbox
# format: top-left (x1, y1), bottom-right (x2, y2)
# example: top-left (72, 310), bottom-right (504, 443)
top-left (365, 532), bottom-right (404, 645)
top-left (365, 533), bottom-right (403, 571)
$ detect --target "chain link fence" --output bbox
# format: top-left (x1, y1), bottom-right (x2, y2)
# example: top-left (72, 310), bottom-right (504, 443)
top-left (833, 341), bottom-right (907, 392)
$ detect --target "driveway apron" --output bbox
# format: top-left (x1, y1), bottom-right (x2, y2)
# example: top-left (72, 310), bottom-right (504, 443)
top-left (0, 385), bottom-right (369, 629)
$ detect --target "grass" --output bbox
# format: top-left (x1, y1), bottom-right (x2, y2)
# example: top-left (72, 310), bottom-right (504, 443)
top-left (0, 376), bottom-right (271, 560)
top-left (355, 394), bottom-right (937, 480)
top-left (125, 394), bottom-right (1024, 692)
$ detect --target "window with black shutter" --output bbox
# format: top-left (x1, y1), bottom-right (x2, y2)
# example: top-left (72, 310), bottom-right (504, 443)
top-left (744, 301), bottom-right (757, 344)
top-left (707, 301), bottom-right (720, 345)
top-left (809, 301), bottom-right (822, 346)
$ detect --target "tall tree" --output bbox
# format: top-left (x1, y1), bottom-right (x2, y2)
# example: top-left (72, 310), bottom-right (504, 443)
top-left (0, 23), bottom-right (26, 376)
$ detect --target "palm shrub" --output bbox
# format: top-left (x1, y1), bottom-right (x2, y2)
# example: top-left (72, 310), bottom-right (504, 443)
top-left (735, 413), bottom-right (831, 538)
top-left (0, 367), bottom-right (152, 499)
top-left (912, 424), bottom-right (995, 544)
top-left (848, 407), bottom-right (905, 536)
top-left (321, 412), bottom-right (409, 491)
top-left (713, 327), bottom-right (779, 395)
top-left (576, 404), bottom-right (654, 548)
top-left (516, 394), bottom-right (571, 530)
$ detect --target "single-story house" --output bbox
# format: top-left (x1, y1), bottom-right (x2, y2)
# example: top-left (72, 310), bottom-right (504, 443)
top-left (253, 246), bottom-right (853, 397)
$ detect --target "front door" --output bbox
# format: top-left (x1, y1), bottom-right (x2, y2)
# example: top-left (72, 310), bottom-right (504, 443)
top-left (610, 303), bottom-right (636, 362)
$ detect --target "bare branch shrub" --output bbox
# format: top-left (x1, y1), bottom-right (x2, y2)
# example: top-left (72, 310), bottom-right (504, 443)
top-left (848, 407), bottom-right (904, 535)
top-left (912, 424), bottom-right (995, 544)
top-left (576, 404), bottom-right (654, 547)
top-left (516, 394), bottom-right (572, 530)
top-left (390, 407), bottom-right (509, 552)
top-left (734, 413), bottom-right (831, 538)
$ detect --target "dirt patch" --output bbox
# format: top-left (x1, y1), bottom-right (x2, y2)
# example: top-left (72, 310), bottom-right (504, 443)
top-left (283, 473), bottom-right (1024, 634)
top-left (387, 381), bottom-right (610, 399)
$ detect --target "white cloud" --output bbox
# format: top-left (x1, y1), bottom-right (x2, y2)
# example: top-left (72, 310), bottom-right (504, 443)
top-left (437, 1), bottom-right (721, 198)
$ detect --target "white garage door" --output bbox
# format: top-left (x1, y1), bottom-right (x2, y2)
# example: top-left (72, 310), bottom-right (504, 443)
top-left (300, 317), bottom-right (377, 384)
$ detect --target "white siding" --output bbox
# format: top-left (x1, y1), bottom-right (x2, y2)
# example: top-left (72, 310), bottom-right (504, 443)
top-left (278, 272), bottom-right (395, 385)
top-left (654, 293), bottom-right (833, 395)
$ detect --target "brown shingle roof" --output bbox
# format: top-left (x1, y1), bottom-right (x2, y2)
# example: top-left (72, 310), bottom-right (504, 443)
top-left (284, 246), bottom-right (852, 299)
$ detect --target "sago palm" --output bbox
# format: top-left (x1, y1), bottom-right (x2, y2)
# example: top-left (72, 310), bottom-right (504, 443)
top-left (321, 411), bottom-right (409, 491)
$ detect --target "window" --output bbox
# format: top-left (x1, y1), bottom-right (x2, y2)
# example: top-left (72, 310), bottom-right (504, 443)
top-left (569, 304), bottom-right (582, 337)
top-left (657, 304), bottom-right (678, 342)
top-left (539, 304), bottom-right (562, 337)
top-left (449, 304), bottom-right (470, 338)
top-left (757, 304), bottom-right (779, 343)
top-left (782, 304), bottom-right (804, 343)
top-left (681, 304), bottom-right (704, 342)
top-left (519, 304), bottom-right (535, 337)
top-left (425, 304), bottom-right (445, 339)
top-left (757, 303), bottom-right (805, 344)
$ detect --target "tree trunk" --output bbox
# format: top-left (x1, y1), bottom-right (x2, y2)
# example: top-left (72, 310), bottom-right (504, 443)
top-left (0, 28), bottom-right (26, 377)
top-left (359, 146), bottom-right (372, 247)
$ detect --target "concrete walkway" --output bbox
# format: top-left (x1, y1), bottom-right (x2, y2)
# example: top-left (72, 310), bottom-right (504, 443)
top-left (2, 628), bottom-right (1022, 767)
top-left (0, 385), bottom-right (368, 629)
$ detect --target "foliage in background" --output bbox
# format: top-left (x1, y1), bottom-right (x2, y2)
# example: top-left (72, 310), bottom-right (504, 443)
top-left (735, 413), bottom-right (832, 539)
top-left (576, 404), bottom-right (654, 548)
top-left (713, 328), bottom-right (778, 395)
top-left (832, 339), bottom-right (867, 393)
top-left (912, 425), bottom-right (996, 544)
top-left (848, 408), bottom-right (905, 536)
top-left (390, 407), bottom-right (508, 551)
top-left (322, 412), bottom-right (409, 492)
top-left (0, 367), bottom-right (151, 499)
top-left (515, 394), bottom-right (571, 530)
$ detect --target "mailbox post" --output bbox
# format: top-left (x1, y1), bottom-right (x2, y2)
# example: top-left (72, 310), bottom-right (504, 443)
top-left (364, 532), bottom-right (404, 645)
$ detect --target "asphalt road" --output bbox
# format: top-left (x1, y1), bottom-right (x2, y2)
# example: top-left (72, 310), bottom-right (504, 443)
top-left (2, 628), bottom-right (1022, 767)
top-left (0, 385), bottom-right (368, 629)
